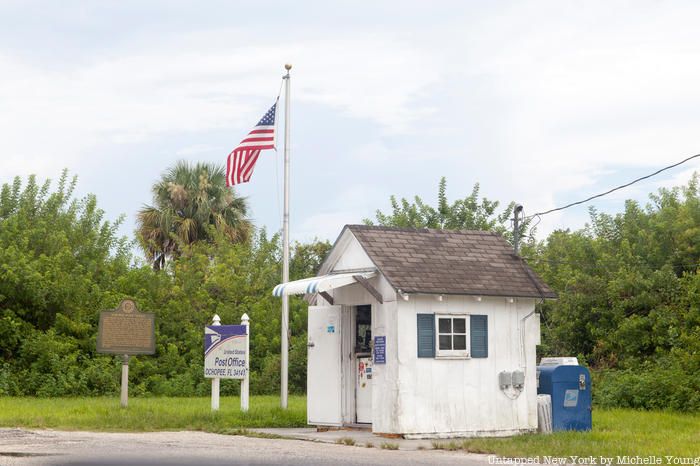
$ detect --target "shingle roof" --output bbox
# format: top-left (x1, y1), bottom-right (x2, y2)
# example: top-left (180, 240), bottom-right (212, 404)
top-left (346, 225), bottom-right (557, 299)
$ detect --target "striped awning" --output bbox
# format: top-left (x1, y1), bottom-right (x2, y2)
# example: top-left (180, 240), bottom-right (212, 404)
top-left (272, 271), bottom-right (376, 297)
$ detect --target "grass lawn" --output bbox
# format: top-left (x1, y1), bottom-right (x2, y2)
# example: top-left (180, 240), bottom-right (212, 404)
top-left (434, 409), bottom-right (700, 457)
top-left (0, 396), bottom-right (306, 432)
top-left (0, 398), bottom-right (698, 457)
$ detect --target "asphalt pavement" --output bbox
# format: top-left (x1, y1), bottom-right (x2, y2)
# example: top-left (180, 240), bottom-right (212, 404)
top-left (0, 428), bottom-right (490, 466)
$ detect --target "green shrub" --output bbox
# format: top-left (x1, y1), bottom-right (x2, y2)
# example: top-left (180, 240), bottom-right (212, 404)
top-left (595, 364), bottom-right (700, 411)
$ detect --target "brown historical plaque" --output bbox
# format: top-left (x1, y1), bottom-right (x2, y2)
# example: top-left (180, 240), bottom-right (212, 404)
top-left (97, 299), bottom-right (155, 355)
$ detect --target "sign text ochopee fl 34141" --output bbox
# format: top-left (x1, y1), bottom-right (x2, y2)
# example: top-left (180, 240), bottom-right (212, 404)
top-left (204, 324), bottom-right (248, 379)
top-left (204, 314), bottom-right (251, 412)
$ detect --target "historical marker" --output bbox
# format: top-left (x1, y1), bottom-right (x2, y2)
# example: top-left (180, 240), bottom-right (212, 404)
top-left (97, 299), bottom-right (155, 407)
top-left (97, 299), bottom-right (155, 355)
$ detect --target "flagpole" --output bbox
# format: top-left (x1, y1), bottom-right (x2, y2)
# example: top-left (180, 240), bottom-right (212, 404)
top-left (281, 63), bottom-right (292, 409)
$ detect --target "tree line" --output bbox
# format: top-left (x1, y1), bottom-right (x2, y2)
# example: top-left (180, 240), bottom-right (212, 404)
top-left (1, 165), bottom-right (698, 410)
top-left (0, 165), bottom-right (328, 397)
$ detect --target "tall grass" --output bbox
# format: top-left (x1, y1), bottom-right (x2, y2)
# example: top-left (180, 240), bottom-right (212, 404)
top-left (0, 396), bottom-right (306, 431)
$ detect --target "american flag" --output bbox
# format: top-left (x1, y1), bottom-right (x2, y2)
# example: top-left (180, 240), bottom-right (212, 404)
top-left (226, 102), bottom-right (277, 186)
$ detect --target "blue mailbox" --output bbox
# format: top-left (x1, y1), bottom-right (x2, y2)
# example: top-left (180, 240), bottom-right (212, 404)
top-left (537, 364), bottom-right (592, 431)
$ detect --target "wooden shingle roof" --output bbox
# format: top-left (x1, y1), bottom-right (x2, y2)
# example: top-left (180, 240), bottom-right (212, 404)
top-left (346, 225), bottom-right (556, 299)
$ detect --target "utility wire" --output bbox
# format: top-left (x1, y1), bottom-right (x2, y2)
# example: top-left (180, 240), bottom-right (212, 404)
top-left (520, 256), bottom-right (700, 271)
top-left (525, 153), bottom-right (700, 219)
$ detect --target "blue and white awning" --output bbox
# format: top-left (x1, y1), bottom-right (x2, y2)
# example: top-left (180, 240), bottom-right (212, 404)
top-left (272, 271), bottom-right (376, 297)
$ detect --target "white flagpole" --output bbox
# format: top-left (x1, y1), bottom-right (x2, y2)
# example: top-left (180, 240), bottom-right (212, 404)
top-left (281, 63), bottom-right (292, 409)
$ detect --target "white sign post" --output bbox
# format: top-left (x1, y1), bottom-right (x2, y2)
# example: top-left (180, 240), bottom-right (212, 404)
top-left (210, 314), bottom-right (221, 411)
top-left (240, 313), bottom-right (250, 412)
top-left (204, 314), bottom-right (250, 413)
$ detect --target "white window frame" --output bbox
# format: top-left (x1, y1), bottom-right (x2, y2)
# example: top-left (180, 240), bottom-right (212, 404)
top-left (435, 314), bottom-right (470, 359)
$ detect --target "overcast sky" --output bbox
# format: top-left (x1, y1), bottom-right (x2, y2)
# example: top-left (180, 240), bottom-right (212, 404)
top-left (3, 1), bottom-right (700, 248)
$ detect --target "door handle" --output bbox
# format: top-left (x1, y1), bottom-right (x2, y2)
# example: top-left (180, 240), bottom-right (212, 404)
top-left (307, 341), bottom-right (315, 348)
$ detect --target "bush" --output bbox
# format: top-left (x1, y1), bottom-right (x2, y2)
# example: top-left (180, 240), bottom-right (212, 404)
top-left (595, 364), bottom-right (700, 411)
top-left (0, 363), bottom-right (20, 396)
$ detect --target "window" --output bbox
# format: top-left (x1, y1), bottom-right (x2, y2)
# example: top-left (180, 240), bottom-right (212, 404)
top-left (416, 313), bottom-right (488, 359)
top-left (435, 314), bottom-right (469, 358)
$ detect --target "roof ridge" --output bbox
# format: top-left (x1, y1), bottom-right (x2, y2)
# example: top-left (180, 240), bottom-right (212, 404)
top-left (347, 224), bottom-right (499, 236)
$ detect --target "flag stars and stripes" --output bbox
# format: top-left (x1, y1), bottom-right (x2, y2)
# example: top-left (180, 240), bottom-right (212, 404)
top-left (226, 102), bottom-right (278, 187)
top-left (257, 105), bottom-right (276, 126)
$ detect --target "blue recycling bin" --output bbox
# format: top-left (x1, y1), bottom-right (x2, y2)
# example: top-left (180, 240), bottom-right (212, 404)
top-left (537, 364), bottom-right (592, 431)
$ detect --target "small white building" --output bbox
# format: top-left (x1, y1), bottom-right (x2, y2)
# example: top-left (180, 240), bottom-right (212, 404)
top-left (274, 225), bottom-right (556, 438)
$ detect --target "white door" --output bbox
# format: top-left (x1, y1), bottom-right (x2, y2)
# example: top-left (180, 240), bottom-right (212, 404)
top-left (307, 305), bottom-right (342, 425)
top-left (356, 356), bottom-right (372, 423)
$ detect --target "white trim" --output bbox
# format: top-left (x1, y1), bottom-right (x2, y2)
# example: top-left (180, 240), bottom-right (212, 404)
top-left (318, 228), bottom-right (378, 275)
top-left (434, 314), bottom-right (470, 359)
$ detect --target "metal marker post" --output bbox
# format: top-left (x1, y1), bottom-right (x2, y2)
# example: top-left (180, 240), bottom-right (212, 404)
top-left (241, 313), bottom-right (250, 412)
top-left (120, 354), bottom-right (129, 408)
top-left (211, 314), bottom-right (221, 411)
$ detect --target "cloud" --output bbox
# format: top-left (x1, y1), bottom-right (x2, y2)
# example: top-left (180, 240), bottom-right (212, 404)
top-left (4, 2), bottom-right (700, 244)
top-left (296, 183), bottom-right (390, 241)
top-left (0, 30), bottom-right (439, 173)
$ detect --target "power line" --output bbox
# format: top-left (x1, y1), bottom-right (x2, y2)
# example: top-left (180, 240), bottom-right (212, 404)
top-left (521, 255), bottom-right (700, 271)
top-left (525, 153), bottom-right (700, 219)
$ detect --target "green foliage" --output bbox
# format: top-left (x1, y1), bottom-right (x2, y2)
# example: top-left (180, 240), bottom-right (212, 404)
top-left (336, 437), bottom-right (356, 446)
top-left (0, 171), bottom-right (130, 331)
top-left (0, 171), bottom-right (130, 396)
top-left (136, 161), bottom-right (252, 270)
top-left (364, 177), bottom-right (527, 244)
top-left (531, 175), bottom-right (700, 411)
top-left (379, 442), bottom-right (399, 450)
top-left (594, 363), bottom-right (700, 411)
top-left (136, 229), bottom-right (325, 396)
top-left (0, 171), bottom-right (329, 397)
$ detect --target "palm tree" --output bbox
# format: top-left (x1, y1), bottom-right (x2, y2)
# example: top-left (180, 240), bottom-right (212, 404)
top-left (137, 161), bottom-right (252, 270)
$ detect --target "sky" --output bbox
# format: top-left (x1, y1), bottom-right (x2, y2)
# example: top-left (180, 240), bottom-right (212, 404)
top-left (3, 1), bottom-right (700, 250)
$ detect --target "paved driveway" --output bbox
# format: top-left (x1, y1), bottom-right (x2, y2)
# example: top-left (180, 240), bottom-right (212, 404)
top-left (0, 429), bottom-right (490, 466)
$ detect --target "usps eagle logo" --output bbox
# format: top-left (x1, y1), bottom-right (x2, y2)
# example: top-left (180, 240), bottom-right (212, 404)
top-left (205, 327), bottom-right (221, 348)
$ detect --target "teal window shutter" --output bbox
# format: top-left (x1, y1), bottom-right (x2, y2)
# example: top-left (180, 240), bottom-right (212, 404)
top-left (470, 314), bottom-right (488, 358)
top-left (417, 313), bottom-right (435, 358)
